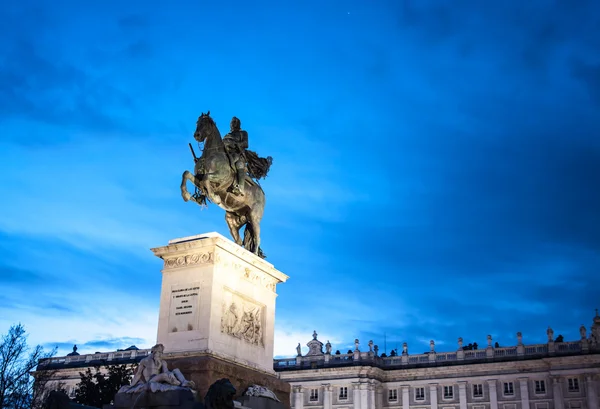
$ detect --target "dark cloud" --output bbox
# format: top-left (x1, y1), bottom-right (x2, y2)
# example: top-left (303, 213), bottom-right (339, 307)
top-left (46, 337), bottom-right (147, 354)
top-left (0, 231), bottom-right (159, 297)
top-left (0, 4), bottom-right (174, 143)
top-left (123, 40), bottom-right (153, 59)
top-left (117, 14), bottom-right (148, 30)
top-left (0, 264), bottom-right (42, 285)
top-left (396, 0), bottom-right (599, 77)
top-left (0, 38), bottom-right (131, 139)
top-left (572, 60), bottom-right (600, 106)
top-left (45, 303), bottom-right (79, 315)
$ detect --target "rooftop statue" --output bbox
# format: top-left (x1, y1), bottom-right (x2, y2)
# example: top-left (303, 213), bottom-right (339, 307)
top-left (181, 112), bottom-right (272, 258)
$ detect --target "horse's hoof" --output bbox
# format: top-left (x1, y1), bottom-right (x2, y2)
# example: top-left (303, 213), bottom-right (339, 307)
top-left (182, 192), bottom-right (191, 202)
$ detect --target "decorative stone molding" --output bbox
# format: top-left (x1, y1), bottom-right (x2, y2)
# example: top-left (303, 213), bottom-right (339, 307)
top-left (242, 266), bottom-right (277, 292)
top-left (163, 251), bottom-right (214, 269)
top-left (217, 251), bottom-right (278, 293)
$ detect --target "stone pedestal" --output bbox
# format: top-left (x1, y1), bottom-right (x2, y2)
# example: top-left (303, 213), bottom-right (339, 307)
top-left (238, 396), bottom-right (284, 409)
top-left (165, 355), bottom-right (290, 409)
top-left (151, 233), bottom-right (290, 407)
top-left (113, 390), bottom-right (198, 409)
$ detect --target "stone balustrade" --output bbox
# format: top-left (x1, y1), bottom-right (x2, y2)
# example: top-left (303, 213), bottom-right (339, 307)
top-left (274, 338), bottom-right (595, 370)
top-left (37, 315), bottom-right (600, 375)
top-left (36, 337), bottom-right (595, 371)
top-left (38, 348), bottom-right (152, 368)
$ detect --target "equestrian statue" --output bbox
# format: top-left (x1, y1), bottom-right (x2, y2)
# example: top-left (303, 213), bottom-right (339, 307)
top-left (180, 112), bottom-right (272, 258)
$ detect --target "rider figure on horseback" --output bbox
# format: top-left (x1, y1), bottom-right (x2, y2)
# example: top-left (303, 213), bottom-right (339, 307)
top-left (223, 116), bottom-right (248, 196)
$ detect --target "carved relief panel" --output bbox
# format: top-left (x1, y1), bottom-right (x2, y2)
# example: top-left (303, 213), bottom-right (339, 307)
top-left (220, 288), bottom-right (265, 347)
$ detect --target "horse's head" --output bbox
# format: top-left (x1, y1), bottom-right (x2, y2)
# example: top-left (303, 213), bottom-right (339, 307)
top-left (194, 111), bottom-right (218, 143)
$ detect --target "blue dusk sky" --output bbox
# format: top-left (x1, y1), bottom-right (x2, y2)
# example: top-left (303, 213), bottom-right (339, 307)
top-left (1, 0), bottom-right (599, 358)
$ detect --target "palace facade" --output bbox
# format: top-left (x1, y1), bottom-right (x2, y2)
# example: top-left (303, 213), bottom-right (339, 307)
top-left (37, 312), bottom-right (600, 409)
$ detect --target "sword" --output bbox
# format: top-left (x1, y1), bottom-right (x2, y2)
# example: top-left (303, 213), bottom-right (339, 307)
top-left (188, 143), bottom-right (198, 163)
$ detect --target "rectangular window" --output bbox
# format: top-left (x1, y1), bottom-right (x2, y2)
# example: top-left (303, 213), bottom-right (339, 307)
top-left (388, 389), bottom-right (398, 401)
top-left (339, 387), bottom-right (348, 400)
top-left (309, 389), bottom-right (318, 401)
top-left (503, 382), bottom-right (514, 396)
top-left (535, 403), bottom-right (550, 409)
top-left (472, 384), bottom-right (483, 397)
top-left (415, 387), bottom-right (425, 400)
top-left (534, 380), bottom-right (546, 394)
top-left (568, 378), bottom-right (579, 392)
top-left (443, 385), bottom-right (454, 399)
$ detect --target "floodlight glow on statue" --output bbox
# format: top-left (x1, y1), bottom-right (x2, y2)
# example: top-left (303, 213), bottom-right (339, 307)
top-left (180, 112), bottom-right (272, 258)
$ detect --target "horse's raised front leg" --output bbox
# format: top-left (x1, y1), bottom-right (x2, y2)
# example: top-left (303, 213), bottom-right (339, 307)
top-left (181, 170), bottom-right (195, 202)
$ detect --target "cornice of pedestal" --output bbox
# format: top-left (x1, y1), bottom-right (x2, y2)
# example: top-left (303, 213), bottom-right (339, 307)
top-left (151, 232), bottom-right (289, 286)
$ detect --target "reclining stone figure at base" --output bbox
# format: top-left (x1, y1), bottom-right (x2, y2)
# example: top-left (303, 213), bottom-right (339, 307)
top-left (244, 385), bottom-right (281, 402)
top-left (118, 344), bottom-right (195, 393)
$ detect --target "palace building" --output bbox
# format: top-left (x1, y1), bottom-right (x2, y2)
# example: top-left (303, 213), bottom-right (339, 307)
top-left (37, 311), bottom-right (600, 409)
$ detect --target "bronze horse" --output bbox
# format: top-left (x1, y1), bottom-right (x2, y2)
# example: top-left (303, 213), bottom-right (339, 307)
top-left (181, 112), bottom-right (266, 257)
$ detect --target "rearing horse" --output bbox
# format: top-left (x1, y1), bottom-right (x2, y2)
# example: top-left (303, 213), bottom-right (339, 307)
top-left (181, 112), bottom-right (266, 257)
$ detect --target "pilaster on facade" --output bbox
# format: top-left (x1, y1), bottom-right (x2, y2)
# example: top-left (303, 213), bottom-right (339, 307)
top-left (352, 382), bottom-right (361, 409)
top-left (322, 383), bottom-right (332, 409)
top-left (367, 382), bottom-right (376, 409)
top-left (375, 386), bottom-right (383, 409)
top-left (294, 386), bottom-right (305, 409)
top-left (457, 381), bottom-right (467, 409)
top-left (487, 379), bottom-right (499, 409)
top-left (518, 377), bottom-right (530, 409)
top-left (359, 382), bottom-right (368, 409)
top-left (585, 374), bottom-right (598, 409)
top-left (552, 377), bottom-right (565, 409)
top-left (401, 385), bottom-right (409, 409)
top-left (429, 383), bottom-right (438, 409)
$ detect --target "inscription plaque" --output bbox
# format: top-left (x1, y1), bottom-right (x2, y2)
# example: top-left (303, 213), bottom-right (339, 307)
top-left (169, 283), bottom-right (200, 332)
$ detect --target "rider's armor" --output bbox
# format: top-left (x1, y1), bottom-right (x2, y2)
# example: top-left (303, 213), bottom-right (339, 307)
top-left (223, 124), bottom-right (248, 196)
